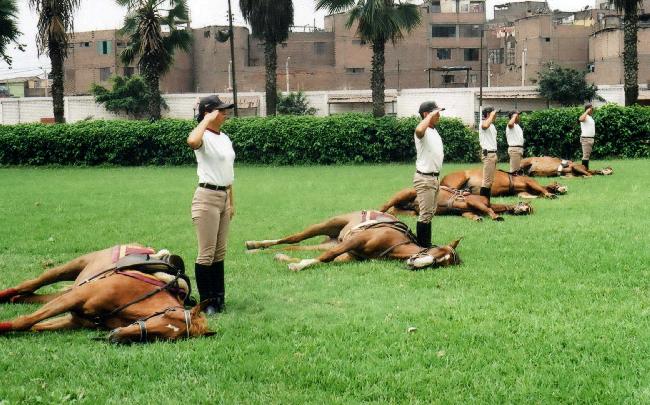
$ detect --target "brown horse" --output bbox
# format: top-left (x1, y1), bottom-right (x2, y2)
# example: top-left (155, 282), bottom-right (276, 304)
top-left (0, 244), bottom-right (214, 343)
top-left (378, 186), bottom-right (533, 221)
top-left (520, 156), bottom-right (613, 177)
top-left (245, 210), bottom-right (462, 271)
top-left (441, 168), bottom-right (567, 198)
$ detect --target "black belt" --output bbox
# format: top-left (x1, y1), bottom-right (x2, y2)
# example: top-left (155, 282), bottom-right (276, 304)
top-left (482, 149), bottom-right (497, 153)
top-left (198, 183), bottom-right (228, 191)
top-left (508, 145), bottom-right (524, 148)
top-left (416, 170), bottom-right (439, 177)
top-left (581, 137), bottom-right (594, 139)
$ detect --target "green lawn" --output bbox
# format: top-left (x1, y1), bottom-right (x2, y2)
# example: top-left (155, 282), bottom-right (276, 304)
top-left (0, 160), bottom-right (649, 404)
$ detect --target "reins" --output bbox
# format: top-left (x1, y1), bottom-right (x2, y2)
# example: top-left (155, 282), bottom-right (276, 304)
top-left (129, 306), bottom-right (192, 342)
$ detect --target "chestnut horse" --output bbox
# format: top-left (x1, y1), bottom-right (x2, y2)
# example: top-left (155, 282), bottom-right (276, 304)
top-left (441, 169), bottom-right (567, 198)
top-left (378, 186), bottom-right (533, 221)
top-left (520, 156), bottom-right (613, 177)
top-left (245, 210), bottom-right (462, 271)
top-left (0, 244), bottom-right (214, 343)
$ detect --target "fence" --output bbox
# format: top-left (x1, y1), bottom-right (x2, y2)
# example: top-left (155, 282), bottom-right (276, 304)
top-left (0, 85), bottom-right (634, 126)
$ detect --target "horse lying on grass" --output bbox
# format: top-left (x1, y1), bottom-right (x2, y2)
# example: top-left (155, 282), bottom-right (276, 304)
top-left (520, 156), bottom-right (613, 177)
top-left (245, 210), bottom-right (462, 271)
top-left (378, 186), bottom-right (533, 221)
top-left (441, 169), bottom-right (568, 198)
top-left (0, 245), bottom-right (214, 343)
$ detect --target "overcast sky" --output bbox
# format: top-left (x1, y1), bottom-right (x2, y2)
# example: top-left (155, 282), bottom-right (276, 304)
top-left (0, 0), bottom-right (595, 76)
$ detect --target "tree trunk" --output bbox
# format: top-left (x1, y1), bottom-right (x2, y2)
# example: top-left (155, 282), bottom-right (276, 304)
top-left (48, 41), bottom-right (66, 123)
top-left (264, 41), bottom-right (278, 116)
top-left (371, 41), bottom-right (386, 117)
top-left (144, 70), bottom-right (161, 120)
top-left (622, 4), bottom-right (639, 106)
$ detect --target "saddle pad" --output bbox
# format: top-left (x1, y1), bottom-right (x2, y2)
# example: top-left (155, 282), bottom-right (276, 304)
top-left (111, 245), bottom-right (156, 263)
top-left (360, 210), bottom-right (397, 223)
top-left (117, 270), bottom-right (189, 299)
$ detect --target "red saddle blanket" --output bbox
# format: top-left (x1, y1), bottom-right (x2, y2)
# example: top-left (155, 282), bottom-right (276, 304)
top-left (111, 245), bottom-right (156, 263)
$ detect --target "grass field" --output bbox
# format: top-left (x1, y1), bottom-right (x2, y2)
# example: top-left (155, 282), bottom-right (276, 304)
top-left (0, 160), bottom-right (649, 404)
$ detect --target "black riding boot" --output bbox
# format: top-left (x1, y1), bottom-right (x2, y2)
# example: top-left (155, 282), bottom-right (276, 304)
top-left (582, 159), bottom-right (589, 170)
top-left (212, 261), bottom-right (225, 313)
top-left (194, 263), bottom-right (218, 315)
top-left (416, 221), bottom-right (432, 248)
top-left (480, 187), bottom-right (491, 205)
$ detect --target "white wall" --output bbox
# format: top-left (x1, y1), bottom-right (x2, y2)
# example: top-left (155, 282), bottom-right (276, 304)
top-left (0, 85), bottom-right (629, 126)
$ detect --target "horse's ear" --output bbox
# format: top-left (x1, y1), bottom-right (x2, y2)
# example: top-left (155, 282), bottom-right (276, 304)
top-left (450, 237), bottom-right (463, 249)
top-left (191, 300), bottom-right (212, 317)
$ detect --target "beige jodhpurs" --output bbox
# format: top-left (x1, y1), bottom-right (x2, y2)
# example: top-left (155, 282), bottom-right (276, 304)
top-left (581, 137), bottom-right (594, 160)
top-left (481, 151), bottom-right (498, 188)
top-left (508, 146), bottom-right (524, 173)
top-left (413, 172), bottom-right (439, 223)
top-left (191, 187), bottom-right (231, 265)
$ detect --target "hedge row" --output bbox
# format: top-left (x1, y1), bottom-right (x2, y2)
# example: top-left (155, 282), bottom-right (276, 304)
top-left (0, 105), bottom-right (647, 166)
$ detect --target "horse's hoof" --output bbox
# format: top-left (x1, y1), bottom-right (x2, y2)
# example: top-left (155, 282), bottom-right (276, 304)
top-left (274, 253), bottom-right (291, 262)
top-left (0, 322), bottom-right (13, 333)
top-left (547, 194), bottom-right (558, 199)
top-left (494, 216), bottom-right (505, 222)
top-left (245, 241), bottom-right (257, 250)
top-left (245, 249), bottom-right (262, 254)
top-left (288, 263), bottom-right (302, 272)
top-left (475, 217), bottom-right (483, 222)
top-left (0, 288), bottom-right (18, 303)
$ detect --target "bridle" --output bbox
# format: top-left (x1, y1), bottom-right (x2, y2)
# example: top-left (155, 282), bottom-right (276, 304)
top-left (123, 306), bottom-right (192, 343)
top-left (407, 246), bottom-right (460, 269)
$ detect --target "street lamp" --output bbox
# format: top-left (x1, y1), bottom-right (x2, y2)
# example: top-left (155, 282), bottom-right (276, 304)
top-left (227, 0), bottom-right (239, 116)
top-left (286, 57), bottom-right (290, 92)
top-left (474, 24), bottom-right (485, 115)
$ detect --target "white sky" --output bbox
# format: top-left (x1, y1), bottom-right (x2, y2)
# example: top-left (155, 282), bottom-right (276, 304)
top-left (0, 0), bottom-right (595, 76)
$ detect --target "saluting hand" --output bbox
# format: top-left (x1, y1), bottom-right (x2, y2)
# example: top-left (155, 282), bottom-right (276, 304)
top-left (204, 110), bottom-right (220, 123)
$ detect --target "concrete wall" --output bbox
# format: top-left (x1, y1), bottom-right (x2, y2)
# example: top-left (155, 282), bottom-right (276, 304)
top-left (588, 27), bottom-right (650, 86)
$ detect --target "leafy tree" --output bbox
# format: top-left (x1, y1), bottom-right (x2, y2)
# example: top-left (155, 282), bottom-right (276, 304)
top-left (240, 0), bottom-right (294, 116)
top-left (116, 0), bottom-right (192, 120)
top-left (277, 91), bottom-right (317, 115)
top-left (29, 0), bottom-right (81, 123)
top-left (91, 75), bottom-right (166, 119)
top-left (316, 0), bottom-right (420, 117)
top-left (612, 0), bottom-right (643, 105)
top-left (0, 0), bottom-right (23, 66)
top-left (537, 63), bottom-right (599, 106)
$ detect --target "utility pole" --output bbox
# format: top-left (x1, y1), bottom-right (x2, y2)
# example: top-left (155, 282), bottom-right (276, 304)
top-left (397, 59), bottom-right (400, 91)
top-left (478, 24), bottom-right (484, 114)
top-left (227, 0), bottom-right (239, 116)
top-left (286, 57), bottom-right (290, 92)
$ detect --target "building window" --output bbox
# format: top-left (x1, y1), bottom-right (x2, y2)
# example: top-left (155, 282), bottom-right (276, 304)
top-left (470, 73), bottom-right (478, 84)
top-left (99, 67), bottom-right (111, 81)
top-left (429, 0), bottom-right (441, 13)
top-left (464, 48), bottom-right (480, 61)
top-left (436, 48), bottom-right (452, 60)
top-left (204, 30), bottom-right (210, 38)
top-left (431, 25), bottom-right (456, 38)
top-left (98, 40), bottom-right (112, 55)
top-left (506, 40), bottom-right (516, 66)
top-left (314, 42), bottom-right (326, 55)
top-left (352, 39), bottom-right (367, 46)
top-left (281, 43), bottom-right (288, 48)
top-left (468, 1), bottom-right (484, 13)
top-left (81, 42), bottom-right (91, 48)
top-left (442, 74), bottom-right (455, 84)
top-left (346, 67), bottom-right (365, 74)
top-left (489, 48), bottom-right (504, 64)
top-left (545, 37), bottom-right (551, 42)
top-left (124, 67), bottom-right (135, 77)
top-left (459, 25), bottom-right (481, 38)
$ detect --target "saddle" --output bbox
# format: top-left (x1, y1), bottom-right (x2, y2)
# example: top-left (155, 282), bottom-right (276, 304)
top-left (439, 186), bottom-right (471, 209)
top-left (113, 251), bottom-right (191, 300)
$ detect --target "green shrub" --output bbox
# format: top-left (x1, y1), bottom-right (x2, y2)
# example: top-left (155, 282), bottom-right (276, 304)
top-left (0, 106), bottom-right (647, 166)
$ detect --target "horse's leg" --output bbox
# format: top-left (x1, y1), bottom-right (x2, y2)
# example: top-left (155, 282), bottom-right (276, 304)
top-left (30, 314), bottom-right (82, 332)
top-left (525, 179), bottom-right (554, 198)
top-left (461, 212), bottom-right (483, 222)
top-left (0, 254), bottom-right (91, 303)
top-left (0, 290), bottom-right (86, 333)
top-left (287, 237), bottom-right (363, 272)
top-left (379, 189), bottom-right (416, 213)
top-left (11, 291), bottom-right (67, 304)
top-left (246, 217), bottom-right (349, 250)
top-left (248, 238), bottom-right (337, 254)
top-left (466, 199), bottom-right (503, 221)
top-left (572, 165), bottom-right (592, 177)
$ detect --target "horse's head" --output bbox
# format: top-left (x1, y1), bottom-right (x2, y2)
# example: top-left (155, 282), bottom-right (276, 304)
top-left (406, 238), bottom-right (462, 269)
top-left (601, 167), bottom-right (613, 176)
top-left (512, 201), bottom-right (533, 215)
top-left (107, 302), bottom-right (216, 344)
top-left (546, 182), bottom-right (568, 195)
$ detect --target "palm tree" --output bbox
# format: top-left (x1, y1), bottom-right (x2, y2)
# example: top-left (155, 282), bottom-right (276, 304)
top-left (0, 0), bottom-right (23, 66)
top-left (117, 0), bottom-right (192, 120)
top-left (240, 0), bottom-right (294, 116)
top-left (613, 0), bottom-right (643, 105)
top-left (29, 0), bottom-right (81, 123)
top-left (316, 0), bottom-right (420, 117)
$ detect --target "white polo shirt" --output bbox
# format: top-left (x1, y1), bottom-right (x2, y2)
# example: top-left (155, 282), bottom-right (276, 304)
top-left (479, 123), bottom-right (498, 151)
top-left (580, 115), bottom-right (595, 138)
top-left (414, 127), bottom-right (444, 174)
top-left (194, 129), bottom-right (235, 186)
top-left (506, 123), bottom-right (524, 147)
